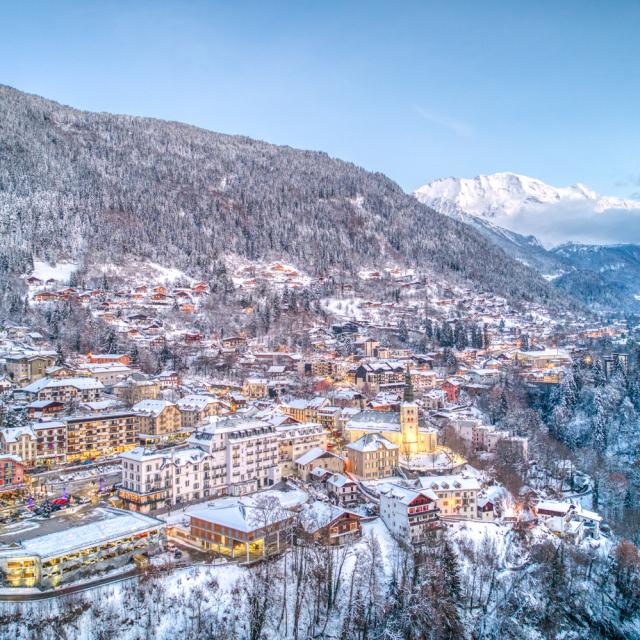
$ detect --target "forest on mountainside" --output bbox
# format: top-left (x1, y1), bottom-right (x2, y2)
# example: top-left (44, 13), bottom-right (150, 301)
top-left (0, 85), bottom-right (560, 307)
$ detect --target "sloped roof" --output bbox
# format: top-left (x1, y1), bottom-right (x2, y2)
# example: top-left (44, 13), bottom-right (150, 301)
top-left (347, 432), bottom-right (399, 453)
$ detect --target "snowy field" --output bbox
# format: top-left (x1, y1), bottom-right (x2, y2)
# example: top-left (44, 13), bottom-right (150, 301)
top-left (30, 260), bottom-right (78, 283)
top-left (95, 260), bottom-right (194, 285)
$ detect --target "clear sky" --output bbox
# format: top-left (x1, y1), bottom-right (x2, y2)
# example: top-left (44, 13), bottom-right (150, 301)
top-left (1, 1), bottom-right (639, 196)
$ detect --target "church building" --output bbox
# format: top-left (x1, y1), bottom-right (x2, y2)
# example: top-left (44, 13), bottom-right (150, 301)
top-left (344, 367), bottom-right (437, 457)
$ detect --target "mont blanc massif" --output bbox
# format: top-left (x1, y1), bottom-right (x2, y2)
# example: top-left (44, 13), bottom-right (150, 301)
top-left (0, 86), bottom-right (639, 640)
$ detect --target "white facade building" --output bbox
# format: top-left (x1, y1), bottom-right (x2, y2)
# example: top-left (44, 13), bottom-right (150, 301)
top-left (119, 416), bottom-right (281, 510)
top-left (276, 422), bottom-right (328, 476)
top-left (419, 475), bottom-right (481, 519)
top-left (379, 483), bottom-right (440, 543)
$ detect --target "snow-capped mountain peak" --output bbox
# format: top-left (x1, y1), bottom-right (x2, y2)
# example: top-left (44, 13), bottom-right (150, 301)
top-left (414, 172), bottom-right (640, 247)
top-left (414, 172), bottom-right (640, 219)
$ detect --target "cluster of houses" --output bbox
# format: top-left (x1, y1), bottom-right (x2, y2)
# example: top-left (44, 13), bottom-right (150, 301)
top-left (0, 264), bottom-right (622, 591)
top-left (26, 274), bottom-right (211, 349)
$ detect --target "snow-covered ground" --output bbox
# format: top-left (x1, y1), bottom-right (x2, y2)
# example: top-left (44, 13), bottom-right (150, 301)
top-left (0, 517), bottom-right (396, 640)
top-left (0, 514), bottom-right (630, 640)
top-left (321, 297), bottom-right (365, 320)
top-left (30, 260), bottom-right (78, 283)
top-left (95, 260), bottom-right (194, 285)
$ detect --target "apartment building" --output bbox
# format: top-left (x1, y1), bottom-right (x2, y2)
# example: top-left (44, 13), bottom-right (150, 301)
top-left (379, 483), bottom-right (440, 543)
top-left (281, 397), bottom-right (328, 423)
top-left (316, 406), bottom-right (342, 431)
top-left (119, 416), bottom-right (281, 511)
top-left (113, 378), bottom-right (160, 405)
top-left (33, 420), bottom-right (67, 466)
top-left (447, 419), bottom-right (529, 461)
top-left (354, 360), bottom-right (405, 393)
top-left (77, 362), bottom-right (132, 385)
top-left (5, 353), bottom-right (56, 384)
top-left (303, 358), bottom-right (346, 378)
top-left (411, 370), bottom-right (438, 390)
top-left (209, 416), bottom-right (281, 496)
top-left (419, 475), bottom-right (481, 519)
top-left (119, 444), bottom-right (227, 512)
top-left (65, 411), bottom-right (142, 462)
top-left (346, 433), bottom-right (399, 480)
top-left (276, 422), bottom-right (328, 476)
top-left (132, 400), bottom-right (182, 442)
top-left (176, 395), bottom-right (226, 430)
top-left (0, 425), bottom-right (37, 467)
top-left (21, 377), bottom-right (104, 403)
top-left (0, 455), bottom-right (25, 492)
top-left (242, 378), bottom-right (269, 399)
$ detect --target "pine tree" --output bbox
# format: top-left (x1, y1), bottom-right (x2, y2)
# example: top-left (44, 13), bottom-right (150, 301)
top-left (1, 408), bottom-right (27, 430)
top-left (454, 320), bottom-right (467, 350)
top-left (439, 321), bottom-right (454, 347)
top-left (55, 343), bottom-right (65, 366)
top-left (102, 327), bottom-right (118, 354)
top-left (497, 388), bottom-right (509, 423)
top-left (544, 544), bottom-right (567, 630)
top-left (443, 348), bottom-right (457, 374)
top-left (425, 318), bottom-right (433, 341)
top-left (441, 539), bottom-right (462, 601)
top-left (592, 360), bottom-right (606, 387)
top-left (482, 324), bottom-right (491, 349)
top-left (592, 474), bottom-right (600, 510)
top-left (398, 319), bottom-right (409, 343)
top-left (159, 343), bottom-right (172, 366)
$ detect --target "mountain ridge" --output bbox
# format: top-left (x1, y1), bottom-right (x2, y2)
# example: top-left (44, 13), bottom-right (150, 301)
top-left (415, 172), bottom-right (640, 222)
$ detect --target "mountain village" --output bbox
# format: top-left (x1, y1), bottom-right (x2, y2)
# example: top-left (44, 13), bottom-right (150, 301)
top-left (0, 259), bottom-right (625, 593)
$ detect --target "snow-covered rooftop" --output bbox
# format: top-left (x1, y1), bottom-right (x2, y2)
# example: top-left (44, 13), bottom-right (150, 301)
top-left (347, 432), bottom-right (399, 453)
top-left (0, 507), bottom-right (163, 559)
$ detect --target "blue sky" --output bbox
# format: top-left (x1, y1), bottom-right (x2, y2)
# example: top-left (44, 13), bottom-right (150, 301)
top-left (1, 1), bottom-right (639, 196)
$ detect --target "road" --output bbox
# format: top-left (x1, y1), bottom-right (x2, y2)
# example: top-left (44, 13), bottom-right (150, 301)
top-left (0, 568), bottom-right (140, 602)
top-left (0, 559), bottom-right (224, 603)
top-left (29, 461), bottom-right (122, 501)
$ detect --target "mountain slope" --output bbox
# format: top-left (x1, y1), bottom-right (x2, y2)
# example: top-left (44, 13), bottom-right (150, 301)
top-left (0, 85), bottom-right (558, 304)
top-left (551, 243), bottom-right (640, 310)
top-left (414, 174), bottom-right (640, 312)
top-left (428, 198), bottom-right (569, 274)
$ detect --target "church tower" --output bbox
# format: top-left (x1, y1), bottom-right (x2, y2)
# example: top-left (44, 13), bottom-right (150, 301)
top-left (400, 365), bottom-right (419, 456)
